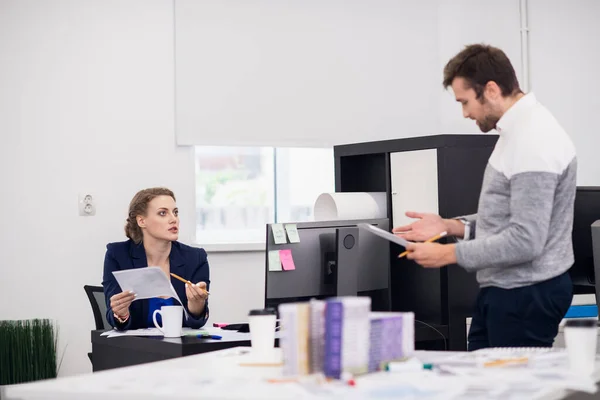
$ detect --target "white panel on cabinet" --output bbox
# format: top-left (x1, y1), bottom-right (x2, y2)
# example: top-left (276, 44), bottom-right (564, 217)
top-left (390, 149), bottom-right (439, 229)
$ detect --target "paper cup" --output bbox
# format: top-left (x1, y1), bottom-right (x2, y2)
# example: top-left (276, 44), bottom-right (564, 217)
top-left (564, 319), bottom-right (597, 375)
top-left (248, 308), bottom-right (277, 359)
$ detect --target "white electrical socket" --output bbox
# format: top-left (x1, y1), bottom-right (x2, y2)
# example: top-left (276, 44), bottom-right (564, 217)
top-left (79, 193), bottom-right (96, 216)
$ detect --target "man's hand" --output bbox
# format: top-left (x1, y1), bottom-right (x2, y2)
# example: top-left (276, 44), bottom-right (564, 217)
top-left (186, 282), bottom-right (208, 317)
top-left (393, 211), bottom-right (448, 241)
top-left (393, 211), bottom-right (465, 240)
top-left (405, 243), bottom-right (457, 268)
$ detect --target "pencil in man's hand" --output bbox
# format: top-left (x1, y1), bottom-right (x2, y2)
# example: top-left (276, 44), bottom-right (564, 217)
top-left (398, 231), bottom-right (448, 259)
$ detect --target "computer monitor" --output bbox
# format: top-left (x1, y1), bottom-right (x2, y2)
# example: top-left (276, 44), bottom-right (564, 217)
top-left (571, 187), bottom-right (600, 294)
top-left (264, 218), bottom-right (391, 311)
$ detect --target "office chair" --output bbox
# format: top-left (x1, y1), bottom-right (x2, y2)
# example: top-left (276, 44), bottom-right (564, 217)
top-left (84, 285), bottom-right (110, 364)
top-left (84, 285), bottom-right (110, 330)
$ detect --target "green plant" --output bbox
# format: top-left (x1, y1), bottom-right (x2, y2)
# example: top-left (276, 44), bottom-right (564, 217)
top-left (0, 319), bottom-right (58, 385)
top-left (202, 170), bottom-right (246, 205)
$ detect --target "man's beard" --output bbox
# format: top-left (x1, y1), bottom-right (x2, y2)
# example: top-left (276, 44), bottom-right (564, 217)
top-left (477, 114), bottom-right (500, 133)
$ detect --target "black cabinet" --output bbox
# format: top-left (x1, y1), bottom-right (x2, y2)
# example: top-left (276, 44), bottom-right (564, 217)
top-left (334, 134), bottom-right (498, 350)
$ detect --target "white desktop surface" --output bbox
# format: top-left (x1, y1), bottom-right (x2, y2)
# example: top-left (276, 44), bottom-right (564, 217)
top-left (3, 347), bottom-right (599, 400)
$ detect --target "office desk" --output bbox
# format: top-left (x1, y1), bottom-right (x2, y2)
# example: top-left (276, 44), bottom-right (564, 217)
top-left (91, 323), bottom-right (448, 372)
top-left (4, 348), bottom-right (599, 400)
top-left (91, 328), bottom-right (268, 372)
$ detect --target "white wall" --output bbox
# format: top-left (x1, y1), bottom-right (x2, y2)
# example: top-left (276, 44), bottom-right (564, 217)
top-left (174, 0), bottom-right (441, 147)
top-left (0, 0), bottom-right (265, 376)
top-left (1, 0), bottom-right (599, 378)
top-left (527, 0), bottom-right (600, 185)
top-left (437, 0), bottom-right (522, 133)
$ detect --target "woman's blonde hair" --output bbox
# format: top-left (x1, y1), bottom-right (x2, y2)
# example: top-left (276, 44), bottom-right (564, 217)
top-left (125, 187), bottom-right (176, 244)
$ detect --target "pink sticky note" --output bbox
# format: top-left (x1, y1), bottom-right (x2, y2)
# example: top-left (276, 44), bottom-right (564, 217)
top-left (279, 249), bottom-right (296, 271)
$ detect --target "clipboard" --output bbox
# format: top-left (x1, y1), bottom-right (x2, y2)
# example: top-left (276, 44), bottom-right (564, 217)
top-left (358, 223), bottom-right (413, 248)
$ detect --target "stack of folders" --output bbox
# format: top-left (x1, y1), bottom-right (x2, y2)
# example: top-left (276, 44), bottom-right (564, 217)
top-left (323, 297), bottom-right (371, 379)
top-left (279, 297), bottom-right (415, 379)
top-left (279, 297), bottom-right (371, 378)
top-left (309, 299), bottom-right (326, 374)
top-left (368, 312), bottom-right (415, 372)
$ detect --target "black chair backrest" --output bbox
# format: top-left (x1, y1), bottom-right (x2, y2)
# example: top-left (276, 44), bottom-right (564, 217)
top-left (84, 285), bottom-right (110, 330)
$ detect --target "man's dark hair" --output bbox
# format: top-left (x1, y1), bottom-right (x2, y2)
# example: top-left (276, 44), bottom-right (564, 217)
top-left (443, 44), bottom-right (522, 99)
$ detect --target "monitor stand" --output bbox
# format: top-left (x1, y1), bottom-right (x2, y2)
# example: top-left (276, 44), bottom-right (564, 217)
top-left (335, 227), bottom-right (359, 297)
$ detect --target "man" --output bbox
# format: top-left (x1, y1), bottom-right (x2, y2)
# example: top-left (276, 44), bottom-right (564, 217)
top-left (393, 44), bottom-right (576, 350)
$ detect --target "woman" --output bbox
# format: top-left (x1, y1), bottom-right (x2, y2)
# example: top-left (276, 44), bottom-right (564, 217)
top-left (102, 187), bottom-right (210, 330)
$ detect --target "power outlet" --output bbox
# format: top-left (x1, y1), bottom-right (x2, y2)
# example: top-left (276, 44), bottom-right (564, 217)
top-left (79, 193), bottom-right (96, 216)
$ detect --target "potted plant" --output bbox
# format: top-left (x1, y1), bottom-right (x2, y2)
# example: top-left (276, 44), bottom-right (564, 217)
top-left (0, 319), bottom-right (58, 385)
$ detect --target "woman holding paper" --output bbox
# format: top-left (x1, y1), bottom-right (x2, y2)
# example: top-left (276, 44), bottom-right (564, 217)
top-left (102, 187), bottom-right (210, 330)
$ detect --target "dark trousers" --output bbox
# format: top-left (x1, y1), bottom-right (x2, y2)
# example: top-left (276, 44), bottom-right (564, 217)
top-left (468, 271), bottom-right (573, 351)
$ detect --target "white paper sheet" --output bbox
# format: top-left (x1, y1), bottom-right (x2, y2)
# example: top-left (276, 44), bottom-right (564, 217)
top-left (358, 223), bottom-right (412, 248)
top-left (101, 328), bottom-right (165, 338)
top-left (101, 327), bottom-right (210, 338)
top-left (112, 267), bottom-right (189, 319)
top-left (100, 327), bottom-right (275, 341)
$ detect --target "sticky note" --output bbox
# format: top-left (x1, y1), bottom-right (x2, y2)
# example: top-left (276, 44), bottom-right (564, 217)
top-left (279, 249), bottom-right (296, 271)
top-left (268, 250), bottom-right (282, 271)
top-left (272, 223), bottom-right (287, 244)
top-left (285, 224), bottom-right (300, 243)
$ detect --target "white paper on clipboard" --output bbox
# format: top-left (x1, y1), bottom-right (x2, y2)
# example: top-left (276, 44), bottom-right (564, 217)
top-left (358, 223), bottom-right (413, 248)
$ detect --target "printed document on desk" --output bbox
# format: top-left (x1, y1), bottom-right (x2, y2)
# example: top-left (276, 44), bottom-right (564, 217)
top-left (358, 223), bottom-right (413, 248)
top-left (112, 267), bottom-right (189, 318)
top-left (101, 328), bottom-right (209, 338)
top-left (101, 328), bottom-right (165, 338)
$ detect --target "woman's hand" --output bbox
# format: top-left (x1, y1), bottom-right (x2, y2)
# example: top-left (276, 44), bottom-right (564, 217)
top-left (186, 282), bottom-right (208, 317)
top-left (110, 291), bottom-right (136, 320)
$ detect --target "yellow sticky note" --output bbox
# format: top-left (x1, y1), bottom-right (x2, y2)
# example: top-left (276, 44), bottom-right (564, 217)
top-left (285, 224), bottom-right (300, 243)
top-left (268, 250), bottom-right (282, 271)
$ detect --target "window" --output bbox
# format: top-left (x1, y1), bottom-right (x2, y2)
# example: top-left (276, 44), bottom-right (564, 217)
top-left (195, 146), bottom-right (334, 245)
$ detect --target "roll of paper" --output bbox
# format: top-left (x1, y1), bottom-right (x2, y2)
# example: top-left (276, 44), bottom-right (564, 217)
top-left (313, 192), bottom-right (386, 221)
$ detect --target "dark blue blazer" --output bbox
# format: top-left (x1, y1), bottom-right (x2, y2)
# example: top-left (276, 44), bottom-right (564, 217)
top-left (102, 240), bottom-right (210, 330)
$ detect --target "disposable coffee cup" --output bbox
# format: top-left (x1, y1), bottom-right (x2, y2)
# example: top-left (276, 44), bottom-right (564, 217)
top-left (564, 319), bottom-right (597, 375)
top-left (248, 308), bottom-right (277, 358)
